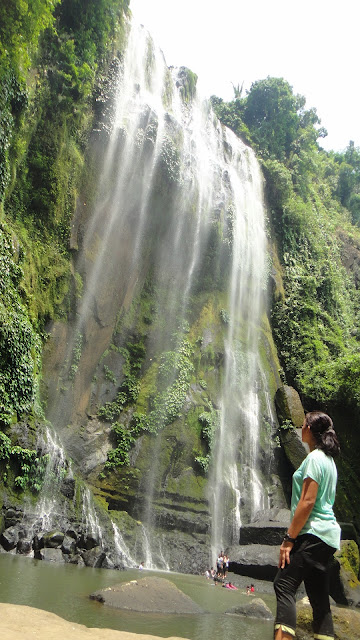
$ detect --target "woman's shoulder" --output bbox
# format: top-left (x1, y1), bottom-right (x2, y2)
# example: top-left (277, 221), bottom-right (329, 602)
top-left (308, 448), bottom-right (324, 459)
top-left (307, 448), bottom-right (335, 470)
top-left (302, 448), bottom-right (326, 470)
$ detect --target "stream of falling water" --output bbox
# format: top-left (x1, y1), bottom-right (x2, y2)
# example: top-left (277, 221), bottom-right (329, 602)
top-left (41, 19), bottom-right (270, 567)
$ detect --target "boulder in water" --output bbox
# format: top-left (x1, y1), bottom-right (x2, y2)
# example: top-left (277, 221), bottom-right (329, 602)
top-left (226, 597), bottom-right (274, 620)
top-left (43, 530), bottom-right (65, 548)
top-left (90, 576), bottom-right (203, 614)
top-left (81, 546), bottom-right (106, 568)
top-left (0, 525), bottom-right (20, 551)
top-left (61, 534), bottom-right (76, 555)
top-left (38, 548), bottom-right (65, 563)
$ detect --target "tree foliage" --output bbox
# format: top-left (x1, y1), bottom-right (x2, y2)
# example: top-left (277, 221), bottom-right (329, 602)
top-left (213, 77), bottom-right (360, 414)
top-left (0, 0), bottom-right (129, 437)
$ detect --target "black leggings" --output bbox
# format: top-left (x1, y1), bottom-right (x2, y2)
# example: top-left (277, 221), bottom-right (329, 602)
top-left (273, 534), bottom-right (336, 639)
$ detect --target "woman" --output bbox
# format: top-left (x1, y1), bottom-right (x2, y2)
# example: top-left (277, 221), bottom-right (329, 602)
top-left (273, 411), bottom-right (341, 640)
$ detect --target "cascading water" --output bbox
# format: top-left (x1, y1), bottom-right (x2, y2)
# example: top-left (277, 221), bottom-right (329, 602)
top-left (22, 427), bottom-right (69, 545)
top-left (81, 486), bottom-right (103, 546)
top-left (112, 520), bottom-right (137, 568)
top-left (209, 145), bottom-right (268, 558)
top-left (38, 18), bottom-right (273, 570)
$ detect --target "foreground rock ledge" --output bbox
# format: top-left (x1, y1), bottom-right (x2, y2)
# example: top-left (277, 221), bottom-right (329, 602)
top-left (0, 603), bottom-right (187, 640)
top-left (296, 597), bottom-right (360, 640)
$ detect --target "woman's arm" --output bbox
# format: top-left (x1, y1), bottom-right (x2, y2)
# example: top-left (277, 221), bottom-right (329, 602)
top-left (278, 476), bottom-right (318, 569)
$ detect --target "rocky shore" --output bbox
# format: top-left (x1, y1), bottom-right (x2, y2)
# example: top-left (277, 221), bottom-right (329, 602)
top-left (0, 603), bottom-right (185, 640)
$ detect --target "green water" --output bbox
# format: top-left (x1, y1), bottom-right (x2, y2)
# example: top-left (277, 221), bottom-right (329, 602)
top-left (0, 554), bottom-right (276, 639)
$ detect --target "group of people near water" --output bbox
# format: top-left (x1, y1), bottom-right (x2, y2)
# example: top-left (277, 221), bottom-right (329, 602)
top-left (216, 551), bottom-right (230, 578)
top-left (204, 552), bottom-right (240, 590)
top-left (204, 550), bottom-right (229, 582)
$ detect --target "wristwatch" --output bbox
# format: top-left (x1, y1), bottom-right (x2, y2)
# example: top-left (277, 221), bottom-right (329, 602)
top-left (283, 532), bottom-right (296, 543)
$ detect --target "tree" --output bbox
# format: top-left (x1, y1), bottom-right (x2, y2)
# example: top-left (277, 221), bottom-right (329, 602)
top-left (242, 77), bottom-right (304, 161)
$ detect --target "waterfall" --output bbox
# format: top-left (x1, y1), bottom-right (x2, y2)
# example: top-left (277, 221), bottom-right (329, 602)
top-left (112, 521), bottom-right (137, 568)
top-left (26, 428), bottom-right (68, 531)
top-left (81, 486), bottom-right (103, 546)
top-left (209, 143), bottom-right (267, 558)
top-left (40, 18), bottom-right (270, 569)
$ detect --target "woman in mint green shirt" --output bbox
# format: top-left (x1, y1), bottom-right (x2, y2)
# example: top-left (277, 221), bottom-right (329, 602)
top-left (274, 411), bottom-right (340, 640)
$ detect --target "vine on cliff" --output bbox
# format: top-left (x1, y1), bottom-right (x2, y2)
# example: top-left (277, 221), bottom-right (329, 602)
top-left (0, 432), bottom-right (49, 492)
top-left (0, 223), bottom-right (42, 427)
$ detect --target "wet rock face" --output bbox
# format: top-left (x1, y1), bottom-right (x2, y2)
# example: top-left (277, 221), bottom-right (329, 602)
top-left (227, 543), bottom-right (279, 581)
top-left (0, 507), bottom-right (126, 570)
top-left (239, 508), bottom-right (291, 546)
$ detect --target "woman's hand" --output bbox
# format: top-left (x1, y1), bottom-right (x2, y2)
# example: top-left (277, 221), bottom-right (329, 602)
top-left (278, 540), bottom-right (294, 569)
top-left (278, 476), bottom-right (318, 570)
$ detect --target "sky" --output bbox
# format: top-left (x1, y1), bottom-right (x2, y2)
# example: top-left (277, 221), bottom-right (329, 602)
top-left (130, 0), bottom-right (359, 152)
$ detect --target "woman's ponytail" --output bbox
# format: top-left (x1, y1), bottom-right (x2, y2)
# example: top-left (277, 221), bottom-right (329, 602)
top-left (305, 411), bottom-right (340, 457)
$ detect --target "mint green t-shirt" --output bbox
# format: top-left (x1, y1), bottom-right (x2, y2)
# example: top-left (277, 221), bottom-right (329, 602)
top-left (291, 448), bottom-right (341, 550)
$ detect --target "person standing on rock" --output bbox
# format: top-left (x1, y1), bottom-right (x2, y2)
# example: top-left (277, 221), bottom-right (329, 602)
top-left (223, 553), bottom-right (229, 578)
top-left (216, 552), bottom-right (224, 578)
top-left (273, 411), bottom-right (341, 640)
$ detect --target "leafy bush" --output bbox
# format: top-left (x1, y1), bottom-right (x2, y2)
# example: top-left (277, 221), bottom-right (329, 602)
top-left (0, 432), bottom-right (49, 492)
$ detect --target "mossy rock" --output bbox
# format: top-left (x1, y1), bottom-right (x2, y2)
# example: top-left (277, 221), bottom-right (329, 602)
top-left (279, 427), bottom-right (307, 472)
top-left (337, 539), bottom-right (360, 580)
top-left (275, 385), bottom-right (305, 427)
top-left (334, 539), bottom-right (360, 604)
top-left (296, 597), bottom-right (360, 640)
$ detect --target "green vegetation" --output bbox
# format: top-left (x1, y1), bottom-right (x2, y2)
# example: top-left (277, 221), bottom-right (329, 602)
top-left (212, 77), bottom-right (360, 413)
top-left (0, 222), bottom-right (42, 427)
top-left (0, 431), bottom-right (49, 492)
top-left (0, 0), bottom-right (129, 475)
top-left (336, 540), bottom-right (360, 588)
top-left (333, 141), bottom-right (360, 225)
top-left (177, 67), bottom-right (198, 103)
top-left (194, 407), bottom-right (219, 474)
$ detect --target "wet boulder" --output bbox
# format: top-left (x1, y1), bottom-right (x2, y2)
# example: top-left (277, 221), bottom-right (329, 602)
top-left (64, 553), bottom-right (85, 566)
top-left (79, 531), bottom-right (100, 550)
top-left (0, 526), bottom-right (21, 551)
top-left (37, 548), bottom-right (65, 563)
top-left (226, 597), bottom-right (274, 620)
top-left (16, 538), bottom-right (32, 554)
top-left (81, 546), bottom-right (106, 568)
top-left (61, 534), bottom-right (77, 555)
top-left (43, 530), bottom-right (65, 548)
top-left (3, 508), bottom-right (22, 528)
top-left (32, 534), bottom-right (44, 552)
top-left (90, 576), bottom-right (203, 614)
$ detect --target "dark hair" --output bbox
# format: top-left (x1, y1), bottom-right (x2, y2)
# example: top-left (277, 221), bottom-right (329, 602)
top-left (305, 411), bottom-right (340, 457)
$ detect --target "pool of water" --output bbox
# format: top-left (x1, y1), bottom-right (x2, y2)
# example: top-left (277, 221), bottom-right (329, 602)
top-left (0, 553), bottom-right (276, 640)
